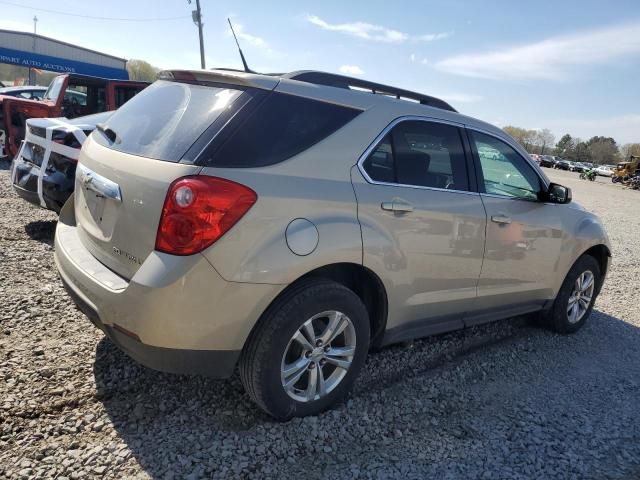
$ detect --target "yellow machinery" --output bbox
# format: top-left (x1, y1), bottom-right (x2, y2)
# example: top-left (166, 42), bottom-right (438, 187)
top-left (612, 155), bottom-right (640, 183)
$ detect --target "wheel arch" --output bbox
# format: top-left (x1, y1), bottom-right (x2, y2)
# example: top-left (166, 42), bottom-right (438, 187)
top-left (243, 262), bottom-right (389, 353)
top-left (582, 243), bottom-right (611, 295)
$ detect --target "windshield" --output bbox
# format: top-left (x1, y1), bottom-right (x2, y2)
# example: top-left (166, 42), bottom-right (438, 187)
top-left (43, 76), bottom-right (65, 101)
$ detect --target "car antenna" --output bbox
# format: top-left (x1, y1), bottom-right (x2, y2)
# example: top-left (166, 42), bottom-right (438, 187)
top-left (227, 18), bottom-right (254, 73)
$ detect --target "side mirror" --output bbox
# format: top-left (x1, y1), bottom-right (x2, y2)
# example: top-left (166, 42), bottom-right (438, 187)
top-left (546, 183), bottom-right (572, 204)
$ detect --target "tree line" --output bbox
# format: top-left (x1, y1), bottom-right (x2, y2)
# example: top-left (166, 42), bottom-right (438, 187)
top-left (503, 125), bottom-right (640, 165)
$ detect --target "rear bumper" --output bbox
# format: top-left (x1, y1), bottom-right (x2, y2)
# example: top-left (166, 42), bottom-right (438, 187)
top-left (54, 198), bottom-right (285, 378)
top-left (59, 274), bottom-right (240, 377)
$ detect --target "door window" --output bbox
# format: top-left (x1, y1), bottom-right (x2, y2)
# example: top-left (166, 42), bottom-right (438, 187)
top-left (362, 120), bottom-right (470, 191)
top-left (470, 131), bottom-right (541, 201)
top-left (114, 87), bottom-right (140, 107)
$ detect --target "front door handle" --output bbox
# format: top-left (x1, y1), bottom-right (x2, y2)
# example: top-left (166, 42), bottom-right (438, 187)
top-left (381, 200), bottom-right (414, 213)
top-left (491, 215), bottom-right (511, 225)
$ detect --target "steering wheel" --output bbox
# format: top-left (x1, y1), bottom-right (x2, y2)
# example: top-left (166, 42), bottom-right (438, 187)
top-left (68, 96), bottom-right (82, 117)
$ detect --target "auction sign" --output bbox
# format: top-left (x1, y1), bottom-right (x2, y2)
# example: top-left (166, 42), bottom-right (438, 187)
top-left (0, 47), bottom-right (128, 80)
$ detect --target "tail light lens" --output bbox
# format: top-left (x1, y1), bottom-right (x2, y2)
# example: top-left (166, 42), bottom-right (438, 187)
top-left (155, 176), bottom-right (257, 256)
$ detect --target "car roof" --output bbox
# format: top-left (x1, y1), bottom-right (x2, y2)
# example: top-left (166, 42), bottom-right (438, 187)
top-left (0, 85), bottom-right (47, 93)
top-left (161, 68), bottom-right (509, 141)
top-left (163, 68), bottom-right (456, 111)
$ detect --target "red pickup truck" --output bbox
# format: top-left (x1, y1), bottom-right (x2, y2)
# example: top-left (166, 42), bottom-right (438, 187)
top-left (1, 73), bottom-right (147, 158)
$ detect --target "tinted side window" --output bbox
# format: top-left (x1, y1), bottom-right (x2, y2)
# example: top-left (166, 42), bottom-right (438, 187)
top-left (114, 87), bottom-right (140, 107)
top-left (470, 131), bottom-right (541, 201)
top-left (362, 120), bottom-right (470, 191)
top-left (204, 92), bottom-right (361, 168)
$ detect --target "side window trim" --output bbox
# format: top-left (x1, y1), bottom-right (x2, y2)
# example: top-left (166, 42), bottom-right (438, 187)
top-left (464, 126), bottom-right (548, 201)
top-left (357, 115), bottom-right (478, 195)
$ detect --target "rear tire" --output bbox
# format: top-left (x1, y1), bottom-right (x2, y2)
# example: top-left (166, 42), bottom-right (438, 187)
top-left (542, 255), bottom-right (601, 334)
top-left (239, 279), bottom-right (370, 420)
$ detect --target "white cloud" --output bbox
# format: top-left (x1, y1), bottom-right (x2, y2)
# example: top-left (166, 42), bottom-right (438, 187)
top-left (410, 54), bottom-right (429, 64)
top-left (417, 32), bottom-right (452, 42)
top-left (232, 23), bottom-right (269, 48)
top-left (435, 21), bottom-right (640, 80)
top-left (338, 65), bottom-right (364, 75)
top-left (306, 15), bottom-right (451, 44)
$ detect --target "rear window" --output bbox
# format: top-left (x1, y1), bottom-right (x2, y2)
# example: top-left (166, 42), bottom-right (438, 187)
top-left (199, 92), bottom-right (362, 168)
top-left (93, 80), bottom-right (243, 161)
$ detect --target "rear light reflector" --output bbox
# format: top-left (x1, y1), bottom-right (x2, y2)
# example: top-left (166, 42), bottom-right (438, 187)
top-left (155, 176), bottom-right (257, 256)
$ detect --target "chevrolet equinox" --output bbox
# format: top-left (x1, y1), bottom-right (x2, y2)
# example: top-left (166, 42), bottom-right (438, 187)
top-left (54, 69), bottom-right (611, 419)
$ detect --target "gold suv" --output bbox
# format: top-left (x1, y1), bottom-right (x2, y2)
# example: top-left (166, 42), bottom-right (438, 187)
top-left (55, 69), bottom-right (611, 419)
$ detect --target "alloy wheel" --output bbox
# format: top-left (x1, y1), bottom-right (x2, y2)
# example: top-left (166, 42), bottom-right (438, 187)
top-left (280, 310), bottom-right (356, 403)
top-left (567, 270), bottom-right (595, 324)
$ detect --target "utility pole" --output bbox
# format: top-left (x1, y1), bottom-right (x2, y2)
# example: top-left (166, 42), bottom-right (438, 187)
top-left (29, 16), bottom-right (38, 85)
top-left (188, 0), bottom-right (205, 69)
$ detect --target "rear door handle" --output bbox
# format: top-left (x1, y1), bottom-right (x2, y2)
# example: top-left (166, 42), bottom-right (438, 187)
top-left (381, 201), bottom-right (414, 213)
top-left (491, 215), bottom-right (511, 225)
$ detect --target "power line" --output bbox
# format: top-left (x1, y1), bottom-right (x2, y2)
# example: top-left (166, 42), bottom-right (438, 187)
top-left (0, 1), bottom-right (190, 22)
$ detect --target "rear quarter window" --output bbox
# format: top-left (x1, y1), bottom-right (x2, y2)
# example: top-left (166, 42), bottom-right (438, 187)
top-left (199, 92), bottom-right (362, 168)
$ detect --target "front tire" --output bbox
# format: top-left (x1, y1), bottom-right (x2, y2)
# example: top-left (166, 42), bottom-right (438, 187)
top-left (542, 255), bottom-right (601, 334)
top-left (240, 279), bottom-right (370, 420)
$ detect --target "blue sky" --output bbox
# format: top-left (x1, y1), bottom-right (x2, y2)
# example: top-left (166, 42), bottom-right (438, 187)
top-left (2, 0), bottom-right (640, 144)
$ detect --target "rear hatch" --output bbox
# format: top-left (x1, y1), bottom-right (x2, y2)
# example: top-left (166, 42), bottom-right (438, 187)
top-left (74, 76), bottom-right (259, 280)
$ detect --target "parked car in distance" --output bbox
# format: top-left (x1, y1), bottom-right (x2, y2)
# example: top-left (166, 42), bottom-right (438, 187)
top-left (11, 111), bottom-right (113, 213)
top-left (554, 159), bottom-right (571, 170)
top-left (579, 162), bottom-right (595, 172)
top-left (569, 162), bottom-right (588, 173)
top-left (539, 155), bottom-right (555, 168)
top-left (0, 85), bottom-right (47, 100)
top-left (55, 69), bottom-right (611, 419)
top-left (594, 165), bottom-right (615, 177)
top-left (1, 73), bottom-right (148, 158)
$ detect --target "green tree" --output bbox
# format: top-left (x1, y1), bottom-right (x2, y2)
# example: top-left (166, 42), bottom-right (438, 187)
top-left (126, 59), bottom-right (159, 82)
top-left (554, 134), bottom-right (575, 158)
top-left (620, 143), bottom-right (640, 159)
top-left (503, 126), bottom-right (537, 152)
top-left (534, 129), bottom-right (555, 155)
top-left (586, 136), bottom-right (619, 165)
top-left (573, 140), bottom-right (592, 162)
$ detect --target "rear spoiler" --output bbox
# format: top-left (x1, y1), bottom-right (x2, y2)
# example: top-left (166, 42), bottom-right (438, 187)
top-left (157, 70), bottom-right (278, 91)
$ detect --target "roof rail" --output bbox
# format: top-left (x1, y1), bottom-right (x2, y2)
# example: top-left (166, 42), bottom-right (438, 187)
top-left (284, 70), bottom-right (457, 112)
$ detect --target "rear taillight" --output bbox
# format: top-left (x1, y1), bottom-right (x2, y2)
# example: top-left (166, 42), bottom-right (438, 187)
top-left (155, 176), bottom-right (257, 256)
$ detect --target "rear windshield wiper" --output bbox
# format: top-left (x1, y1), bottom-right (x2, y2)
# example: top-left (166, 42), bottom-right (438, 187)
top-left (95, 123), bottom-right (118, 144)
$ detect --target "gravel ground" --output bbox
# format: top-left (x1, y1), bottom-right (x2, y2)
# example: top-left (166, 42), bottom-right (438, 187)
top-left (1, 163), bottom-right (639, 479)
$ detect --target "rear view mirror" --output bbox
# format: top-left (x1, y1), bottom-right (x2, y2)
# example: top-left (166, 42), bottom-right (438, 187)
top-left (546, 183), bottom-right (572, 204)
